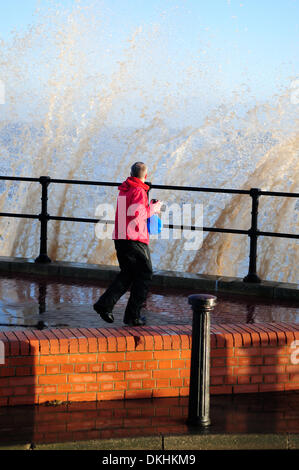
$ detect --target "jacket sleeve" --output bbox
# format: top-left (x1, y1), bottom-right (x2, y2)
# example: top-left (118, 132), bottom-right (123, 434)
top-left (130, 188), bottom-right (154, 218)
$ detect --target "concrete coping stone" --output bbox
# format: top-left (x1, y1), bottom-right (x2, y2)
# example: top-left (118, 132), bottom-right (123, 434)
top-left (0, 256), bottom-right (297, 301)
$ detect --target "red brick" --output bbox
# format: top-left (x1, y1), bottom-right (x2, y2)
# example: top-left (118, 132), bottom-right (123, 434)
top-left (259, 383), bottom-right (285, 392)
top-left (289, 374), bottom-right (299, 382)
top-left (156, 379), bottom-right (169, 388)
top-left (260, 365), bottom-right (285, 374)
top-left (210, 385), bottom-right (232, 395)
top-left (212, 358), bottom-right (226, 367)
top-left (39, 375), bottom-right (67, 385)
top-left (180, 368), bottom-right (190, 378)
top-left (145, 360), bottom-right (158, 370)
top-left (153, 388), bottom-right (179, 398)
top-left (285, 383), bottom-right (299, 391)
top-left (227, 357), bottom-right (238, 366)
top-left (211, 347), bottom-right (234, 357)
top-left (172, 359), bottom-right (186, 369)
top-left (179, 334), bottom-right (191, 350)
top-left (117, 362), bottom-right (131, 371)
top-left (0, 367), bottom-right (15, 377)
top-left (103, 363), bottom-right (116, 372)
top-left (211, 367), bottom-right (233, 376)
top-left (153, 351), bottom-right (180, 360)
top-left (90, 364), bottom-right (101, 372)
top-left (57, 384), bottom-right (72, 393)
top-left (72, 384), bottom-right (86, 392)
top-left (68, 392), bottom-right (97, 402)
top-left (277, 374), bottom-right (289, 383)
top-left (15, 366), bottom-right (32, 376)
top-left (142, 379), bottom-right (156, 389)
top-left (49, 329), bottom-right (70, 354)
top-left (100, 382), bottom-right (114, 391)
top-left (235, 347), bottom-right (261, 356)
top-left (61, 364), bottom-right (74, 374)
top-left (46, 365), bottom-right (60, 374)
top-left (234, 366), bottom-right (260, 375)
top-left (97, 372), bottom-right (124, 381)
top-left (181, 350), bottom-right (191, 359)
top-left (68, 374), bottom-right (96, 383)
top-left (130, 361), bottom-right (145, 370)
top-left (126, 351), bottom-right (153, 361)
top-left (98, 391), bottom-right (125, 401)
top-left (69, 354), bottom-right (97, 364)
top-left (286, 365), bottom-right (299, 373)
top-left (251, 375), bottom-right (263, 383)
top-left (158, 360), bottom-right (172, 369)
top-left (238, 356), bottom-right (263, 366)
top-left (125, 371), bottom-right (151, 380)
top-left (125, 390), bottom-right (152, 399)
top-left (43, 385), bottom-right (57, 394)
top-left (40, 355), bottom-right (69, 365)
top-left (211, 376), bottom-right (224, 385)
top-left (9, 395), bottom-right (36, 405)
top-left (114, 381), bottom-right (127, 391)
top-left (233, 384), bottom-right (259, 393)
top-left (237, 376), bottom-right (250, 385)
top-left (153, 369), bottom-right (180, 379)
top-left (74, 364), bottom-right (89, 373)
top-left (114, 334), bottom-right (127, 352)
top-left (128, 380), bottom-right (142, 389)
top-left (264, 374), bottom-right (277, 384)
top-left (224, 375), bottom-right (237, 385)
top-left (260, 347), bottom-right (286, 356)
top-left (9, 376), bottom-right (37, 386)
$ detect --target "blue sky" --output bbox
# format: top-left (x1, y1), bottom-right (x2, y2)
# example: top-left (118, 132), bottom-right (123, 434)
top-left (0, 0), bottom-right (298, 121)
top-left (1, 0), bottom-right (298, 80)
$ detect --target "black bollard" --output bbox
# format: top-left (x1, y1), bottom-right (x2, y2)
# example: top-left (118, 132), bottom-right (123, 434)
top-left (187, 293), bottom-right (217, 427)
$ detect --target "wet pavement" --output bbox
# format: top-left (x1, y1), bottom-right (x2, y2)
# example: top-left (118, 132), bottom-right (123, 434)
top-left (0, 391), bottom-right (298, 449)
top-left (0, 272), bottom-right (297, 331)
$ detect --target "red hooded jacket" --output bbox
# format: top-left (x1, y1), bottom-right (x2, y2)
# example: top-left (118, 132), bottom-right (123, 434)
top-left (112, 177), bottom-right (156, 245)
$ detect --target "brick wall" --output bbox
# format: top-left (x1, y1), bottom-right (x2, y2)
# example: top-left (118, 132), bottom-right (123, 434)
top-left (0, 322), bottom-right (298, 406)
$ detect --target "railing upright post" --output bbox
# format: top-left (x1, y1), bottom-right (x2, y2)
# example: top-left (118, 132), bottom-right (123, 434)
top-left (187, 293), bottom-right (217, 427)
top-left (243, 187), bottom-right (261, 283)
top-left (35, 176), bottom-right (52, 264)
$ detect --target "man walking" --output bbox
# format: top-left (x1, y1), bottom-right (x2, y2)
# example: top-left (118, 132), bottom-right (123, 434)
top-left (94, 162), bottom-right (162, 326)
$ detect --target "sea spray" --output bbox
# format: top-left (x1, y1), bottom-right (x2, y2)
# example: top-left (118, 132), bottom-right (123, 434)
top-left (0, 1), bottom-right (298, 282)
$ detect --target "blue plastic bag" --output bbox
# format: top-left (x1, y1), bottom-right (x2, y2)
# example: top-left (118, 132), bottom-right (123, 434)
top-left (147, 214), bottom-right (162, 235)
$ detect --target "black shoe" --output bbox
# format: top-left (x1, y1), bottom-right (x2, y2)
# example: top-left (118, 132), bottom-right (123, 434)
top-left (93, 302), bottom-right (114, 323)
top-left (124, 316), bottom-right (146, 326)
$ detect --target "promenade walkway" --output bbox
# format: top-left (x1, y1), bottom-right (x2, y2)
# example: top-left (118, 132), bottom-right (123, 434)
top-left (0, 272), bottom-right (297, 330)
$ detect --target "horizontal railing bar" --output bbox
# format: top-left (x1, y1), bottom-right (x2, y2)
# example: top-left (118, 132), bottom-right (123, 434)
top-left (1, 213), bottom-right (298, 239)
top-left (49, 215), bottom-right (102, 223)
top-left (0, 176), bottom-right (40, 182)
top-left (0, 212), bottom-right (39, 219)
top-left (0, 175), bottom-right (298, 198)
top-left (49, 216), bottom-right (248, 234)
top-left (260, 190), bottom-right (299, 198)
top-left (149, 184), bottom-right (250, 194)
top-left (50, 178), bottom-right (120, 187)
top-left (258, 230), bottom-right (299, 239)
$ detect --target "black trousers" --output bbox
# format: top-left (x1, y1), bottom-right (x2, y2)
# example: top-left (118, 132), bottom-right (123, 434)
top-left (96, 240), bottom-right (153, 321)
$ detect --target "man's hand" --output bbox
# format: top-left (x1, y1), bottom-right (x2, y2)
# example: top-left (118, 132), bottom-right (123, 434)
top-left (150, 199), bottom-right (163, 214)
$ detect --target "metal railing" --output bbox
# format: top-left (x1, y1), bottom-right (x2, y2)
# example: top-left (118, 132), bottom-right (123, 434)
top-left (0, 175), bottom-right (298, 283)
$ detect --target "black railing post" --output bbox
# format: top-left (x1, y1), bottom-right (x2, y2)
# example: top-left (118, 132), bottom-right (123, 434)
top-left (35, 176), bottom-right (51, 264)
top-left (187, 293), bottom-right (217, 427)
top-left (243, 187), bottom-right (261, 283)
